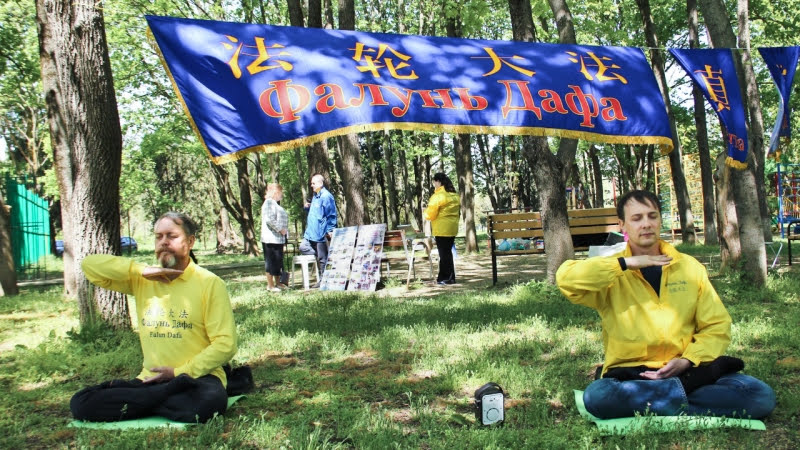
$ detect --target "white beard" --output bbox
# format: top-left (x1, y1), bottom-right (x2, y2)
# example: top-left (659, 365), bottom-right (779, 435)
top-left (159, 252), bottom-right (177, 268)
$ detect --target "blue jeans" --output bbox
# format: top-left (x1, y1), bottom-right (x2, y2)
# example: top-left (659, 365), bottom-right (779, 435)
top-left (583, 373), bottom-right (776, 419)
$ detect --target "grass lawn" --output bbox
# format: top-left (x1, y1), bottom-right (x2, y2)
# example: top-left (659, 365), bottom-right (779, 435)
top-left (2, 245), bottom-right (800, 449)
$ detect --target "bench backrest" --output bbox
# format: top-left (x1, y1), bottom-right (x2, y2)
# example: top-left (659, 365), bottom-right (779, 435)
top-left (488, 211), bottom-right (544, 240)
top-left (566, 207), bottom-right (619, 235)
top-left (382, 229), bottom-right (409, 252)
top-left (488, 208), bottom-right (619, 239)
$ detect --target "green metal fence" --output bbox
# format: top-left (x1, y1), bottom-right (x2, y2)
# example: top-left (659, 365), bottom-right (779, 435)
top-left (5, 177), bottom-right (50, 279)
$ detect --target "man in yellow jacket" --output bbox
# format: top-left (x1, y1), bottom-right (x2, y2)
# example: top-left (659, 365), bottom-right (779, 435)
top-left (557, 190), bottom-right (775, 419)
top-left (70, 212), bottom-right (237, 423)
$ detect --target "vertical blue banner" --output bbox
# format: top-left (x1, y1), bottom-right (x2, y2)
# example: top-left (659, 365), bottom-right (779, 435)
top-left (758, 46), bottom-right (799, 160)
top-left (670, 48), bottom-right (749, 169)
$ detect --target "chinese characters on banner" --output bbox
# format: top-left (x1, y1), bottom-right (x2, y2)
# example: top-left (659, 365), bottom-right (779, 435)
top-left (146, 15), bottom-right (673, 164)
top-left (669, 48), bottom-right (749, 169)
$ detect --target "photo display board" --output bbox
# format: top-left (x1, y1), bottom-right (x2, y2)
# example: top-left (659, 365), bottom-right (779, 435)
top-left (319, 224), bottom-right (386, 292)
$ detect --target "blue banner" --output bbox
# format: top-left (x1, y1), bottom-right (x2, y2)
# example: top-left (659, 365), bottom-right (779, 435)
top-left (669, 48), bottom-right (749, 169)
top-left (146, 16), bottom-right (673, 164)
top-left (758, 46), bottom-right (799, 160)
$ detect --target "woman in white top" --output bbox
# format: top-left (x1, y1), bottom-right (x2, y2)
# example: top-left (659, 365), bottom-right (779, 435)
top-left (260, 183), bottom-right (289, 292)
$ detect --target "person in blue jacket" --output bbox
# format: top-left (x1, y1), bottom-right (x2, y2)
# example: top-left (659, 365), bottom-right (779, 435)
top-left (299, 174), bottom-right (337, 287)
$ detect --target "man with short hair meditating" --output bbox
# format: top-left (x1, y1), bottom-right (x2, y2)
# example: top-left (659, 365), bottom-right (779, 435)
top-left (556, 190), bottom-right (775, 419)
top-left (70, 212), bottom-right (237, 423)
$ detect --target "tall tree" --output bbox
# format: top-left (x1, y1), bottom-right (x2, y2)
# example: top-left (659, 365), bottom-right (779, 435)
top-left (635, 0), bottom-right (696, 244)
top-left (687, 0), bottom-right (719, 245)
top-left (736, 0), bottom-right (772, 241)
top-left (445, 8), bottom-right (479, 254)
top-left (699, 0), bottom-right (767, 285)
top-left (332, 0), bottom-right (369, 226)
top-left (36, 0), bottom-right (128, 327)
top-left (507, 0), bottom-right (579, 281)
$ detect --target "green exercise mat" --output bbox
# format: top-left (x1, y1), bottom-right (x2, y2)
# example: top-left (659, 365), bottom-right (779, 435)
top-left (67, 395), bottom-right (245, 430)
top-left (574, 390), bottom-right (766, 435)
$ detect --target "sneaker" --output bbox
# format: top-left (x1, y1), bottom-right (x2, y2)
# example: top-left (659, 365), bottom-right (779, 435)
top-left (437, 281), bottom-right (448, 285)
top-left (310, 282), bottom-right (321, 289)
top-left (269, 287), bottom-right (281, 293)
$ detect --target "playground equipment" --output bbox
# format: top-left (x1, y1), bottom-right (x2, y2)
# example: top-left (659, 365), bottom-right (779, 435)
top-left (776, 163), bottom-right (800, 238)
top-left (655, 154), bottom-right (704, 240)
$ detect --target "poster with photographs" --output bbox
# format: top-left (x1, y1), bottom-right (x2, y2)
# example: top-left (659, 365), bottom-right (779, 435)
top-left (320, 226), bottom-right (358, 291)
top-left (347, 224), bottom-right (386, 292)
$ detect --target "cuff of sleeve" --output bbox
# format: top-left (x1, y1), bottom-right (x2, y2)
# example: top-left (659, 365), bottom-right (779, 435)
top-left (173, 366), bottom-right (188, 378)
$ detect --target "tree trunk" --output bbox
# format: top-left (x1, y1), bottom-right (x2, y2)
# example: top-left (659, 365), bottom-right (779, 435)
top-left (477, 134), bottom-right (499, 210)
top-left (700, 0), bottom-right (767, 285)
top-left (453, 134), bottom-right (479, 253)
top-left (36, 0), bottom-right (128, 328)
top-left (737, 0), bottom-right (772, 242)
top-left (635, 0), bottom-right (696, 244)
top-left (0, 198), bottom-right (18, 296)
top-left (214, 203), bottom-right (241, 252)
top-left (444, 11), bottom-right (478, 253)
top-left (413, 156), bottom-right (425, 230)
top-left (714, 152), bottom-right (740, 269)
top-left (688, 0), bottom-right (719, 246)
top-left (399, 145), bottom-right (416, 228)
top-left (209, 162), bottom-right (257, 254)
top-left (589, 145), bottom-right (604, 207)
top-left (383, 131), bottom-right (400, 228)
top-left (335, 134), bottom-right (369, 225)
top-left (235, 158), bottom-right (259, 255)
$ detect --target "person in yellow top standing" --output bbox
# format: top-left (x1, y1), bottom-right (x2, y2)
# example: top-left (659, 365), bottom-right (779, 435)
top-left (424, 172), bottom-right (461, 285)
top-left (70, 212), bottom-right (238, 423)
top-left (556, 190), bottom-right (775, 419)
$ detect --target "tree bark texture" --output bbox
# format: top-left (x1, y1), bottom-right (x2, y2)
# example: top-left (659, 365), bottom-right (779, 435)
top-left (36, 0), bottom-right (128, 328)
top-left (699, 0), bottom-right (767, 285)
top-left (383, 131), bottom-right (400, 228)
top-left (335, 134), bottom-right (369, 226)
top-left (688, 0), bottom-right (719, 246)
top-left (635, 0), bottom-right (696, 244)
top-left (235, 158), bottom-right (259, 255)
top-left (453, 134), bottom-right (479, 253)
top-left (444, 11), bottom-right (478, 253)
top-left (504, 0), bottom-right (578, 281)
top-left (737, 0), bottom-right (772, 241)
top-left (0, 199), bottom-right (18, 296)
top-left (714, 152), bottom-right (740, 269)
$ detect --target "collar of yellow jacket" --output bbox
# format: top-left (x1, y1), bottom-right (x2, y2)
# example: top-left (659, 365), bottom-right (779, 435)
top-left (176, 260), bottom-right (197, 281)
top-left (619, 240), bottom-right (681, 266)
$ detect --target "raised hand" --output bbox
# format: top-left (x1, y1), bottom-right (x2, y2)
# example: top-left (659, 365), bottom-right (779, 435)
top-left (624, 254), bottom-right (672, 270)
top-left (142, 267), bottom-right (184, 283)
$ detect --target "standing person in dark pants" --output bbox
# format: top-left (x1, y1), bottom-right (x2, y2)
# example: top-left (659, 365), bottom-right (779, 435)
top-left (424, 172), bottom-right (461, 285)
top-left (70, 212), bottom-right (237, 423)
top-left (299, 173), bottom-right (337, 287)
top-left (260, 183), bottom-right (289, 292)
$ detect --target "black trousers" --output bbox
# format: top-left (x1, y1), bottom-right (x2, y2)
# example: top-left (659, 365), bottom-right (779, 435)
top-left (434, 236), bottom-right (456, 283)
top-left (70, 374), bottom-right (228, 423)
top-left (262, 242), bottom-right (284, 276)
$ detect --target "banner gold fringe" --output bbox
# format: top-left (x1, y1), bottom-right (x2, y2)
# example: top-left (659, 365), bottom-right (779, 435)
top-left (725, 156), bottom-right (748, 170)
top-left (147, 28), bottom-right (216, 162)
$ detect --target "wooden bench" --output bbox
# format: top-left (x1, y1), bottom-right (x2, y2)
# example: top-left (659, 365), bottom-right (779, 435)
top-left (487, 207), bottom-right (620, 285)
top-left (380, 229), bottom-right (434, 287)
top-left (788, 219), bottom-right (800, 265)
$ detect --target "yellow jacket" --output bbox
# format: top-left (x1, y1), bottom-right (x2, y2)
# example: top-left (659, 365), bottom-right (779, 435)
top-left (82, 255), bottom-right (238, 386)
top-left (556, 240), bottom-right (731, 375)
top-left (424, 186), bottom-right (460, 236)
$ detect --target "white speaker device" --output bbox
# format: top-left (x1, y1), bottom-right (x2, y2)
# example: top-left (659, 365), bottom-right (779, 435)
top-left (474, 382), bottom-right (505, 426)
